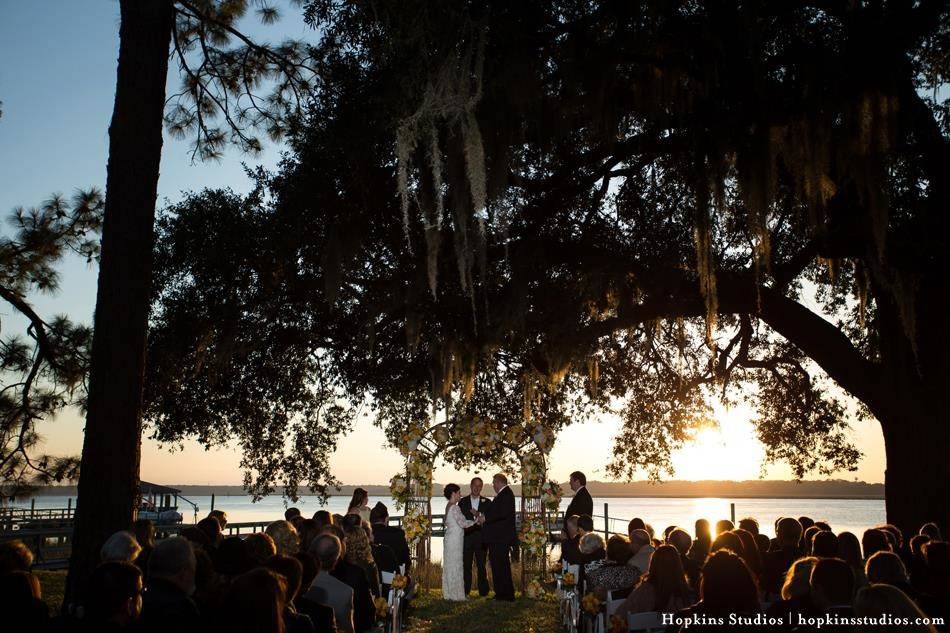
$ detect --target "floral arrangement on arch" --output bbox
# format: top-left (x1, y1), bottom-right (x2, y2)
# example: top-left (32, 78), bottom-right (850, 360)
top-left (402, 504), bottom-right (430, 544)
top-left (519, 516), bottom-right (548, 557)
top-left (541, 480), bottom-right (562, 511)
top-left (519, 450), bottom-right (546, 497)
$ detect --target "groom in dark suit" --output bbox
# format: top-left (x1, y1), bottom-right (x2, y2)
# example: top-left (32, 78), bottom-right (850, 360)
top-left (478, 473), bottom-right (516, 601)
top-left (563, 471), bottom-right (593, 531)
top-left (458, 476), bottom-right (491, 596)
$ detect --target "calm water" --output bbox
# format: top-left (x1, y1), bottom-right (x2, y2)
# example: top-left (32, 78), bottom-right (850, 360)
top-left (13, 495), bottom-right (884, 562)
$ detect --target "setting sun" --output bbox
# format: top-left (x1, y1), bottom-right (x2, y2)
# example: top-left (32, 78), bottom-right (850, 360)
top-left (670, 404), bottom-right (770, 481)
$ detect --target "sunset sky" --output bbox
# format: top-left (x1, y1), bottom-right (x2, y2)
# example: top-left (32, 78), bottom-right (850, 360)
top-left (0, 2), bottom-right (887, 488)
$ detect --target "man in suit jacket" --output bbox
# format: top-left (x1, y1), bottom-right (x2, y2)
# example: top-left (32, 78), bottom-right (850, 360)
top-left (479, 473), bottom-right (517, 601)
top-left (305, 534), bottom-right (355, 633)
top-left (458, 476), bottom-right (492, 596)
top-left (370, 502), bottom-right (411, 572)
top-left (563, 471), bottom-right (593, 532)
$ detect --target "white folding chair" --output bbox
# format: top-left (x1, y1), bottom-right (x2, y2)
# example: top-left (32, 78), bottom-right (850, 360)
top-left (627, 611), bottom-right (665, 632)
top-left (381, 570), bottom-right (395, 585)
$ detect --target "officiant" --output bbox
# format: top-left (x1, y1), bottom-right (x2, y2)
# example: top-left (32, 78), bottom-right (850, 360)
top-left (458, 476), bottom-right (492, 597)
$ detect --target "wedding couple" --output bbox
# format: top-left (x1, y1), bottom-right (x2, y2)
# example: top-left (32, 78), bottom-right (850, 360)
top-left (442, 474), bottom-right (516, 602)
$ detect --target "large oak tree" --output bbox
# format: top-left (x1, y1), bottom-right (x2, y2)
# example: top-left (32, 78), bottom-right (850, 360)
top-left (148, 0), bottom-right (949, 535)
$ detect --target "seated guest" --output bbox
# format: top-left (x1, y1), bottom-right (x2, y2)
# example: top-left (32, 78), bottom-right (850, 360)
top-left (0, 539), bottom-right (33, 573)
top-left (246, 532), bottom-right (278, 564)
top-left (347, 488), bottom-right (371, 523)
top-left (855, 584), bottom-right (938, 633)
top-left (196, 517), bottom-right (223, 549)
top-left (341, 515), bottom-right (381, 598)
top-left (267, 519), bottom-right (302, 556)
top-left (755, 533), bottom-right (771, 555)
top-left (671, 550), bottom-right (759, 632)
top-left (313, 510), bottom-right (334, 529)
top-left (688, 519), bottom-right (712, 563)
top-left (586, 534), bottom-right (639, 596)
top-left (765, 557), bottom-right (817, 627)
top-left (812, 530), bottom-right (840, 558)
top-left (862, 528), bottom-right (892, 560)
top-left (809, 558), bottom-right (855, 621)
top-left (207, 509), bottom-right (229, 530)
top-left (0, 570), bottom-right (48, 629)
top-left (866, 551), bottom-right (916, 599)
top-left (180, 526), bottom-right (211, 550)
top-left (616, 545), bottom-right (692, 619)
top-left (876, 524), bottom-right (905, 554)
top-left (579, 531), bottom-right (607, 565)
top-left (369, 502), bottom-right (410, 573)
top-left (222, 568), bottom-right (287, 633)
top-left (83, 561), bottom-right (142, 630)
top-left (627, 518), bottom-right (646, 534)
top-left (132, 519), bottom-right (156, 575)
top-left (920, 523), bottom-right (942, 541)
top-left (909, 534), bottom-right (932, 590)
top-left (560, 515), bottom-right (584, 564)
top-left (837, 532), bottom-right (868, 589)
top-left (266, 555), bottom-right (316, 633)
top-left (738, 517), bottom-right (759, 536)
top-left (667, 528), bottom-right (701, 590)
top-left (814, 521), bottom-right (832, 532)
top-left (304, 534), bottom-right (354, 633)
top-left (140, 536), bottom-right (200, 632)
top-left (663, 525), bottom-right (677, 542)
top-left (627, 529), bottom-right (655, 575)
top-left (803, 526), bottom-right (822, 555)
top-left (101, 530), bottom-right (142, 564)
top-left (710, 531), bottom-right (744, 558)
top-left (192, 547), bottom-right (224, 613)
top-left (714, 519), bottom-right (734, 536)
top-left (733, 529), bottom-right (762, 579)
top-left (298, 519), bottom-right (322, 554)
top-left (295, 551), bottom-right (338, 633)
top-left (763, 517), bottom-right (803, 596)
top-left (286, 507), bottom-right (303, 522)
top-left (918, 541), bottom-right (950, 624)
top-left (214, 536), bottom-right (255, 577)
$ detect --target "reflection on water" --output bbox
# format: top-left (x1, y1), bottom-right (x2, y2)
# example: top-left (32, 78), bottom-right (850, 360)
top-left (14, 494), bottom-right (885, 563)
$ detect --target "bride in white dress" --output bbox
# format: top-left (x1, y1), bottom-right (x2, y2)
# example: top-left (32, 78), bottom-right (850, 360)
top-left (442, 483), bottom-right (477, 601)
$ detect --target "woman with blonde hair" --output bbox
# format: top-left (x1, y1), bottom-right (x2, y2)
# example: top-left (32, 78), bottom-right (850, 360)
top-left (765, 556), bottom-right (817, 624)
top-left (854, 583), bottom-right (938, 633)
top-left (342, 514), bottom-right (381, 597)
top-left (265, 520), bottom-right (300, 556)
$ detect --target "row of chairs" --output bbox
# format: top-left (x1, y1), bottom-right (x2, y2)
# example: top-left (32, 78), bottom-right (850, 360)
top-left (554, 562), bottom-right (666, 633)
top-left (380, 565), bottom-right (408, 633)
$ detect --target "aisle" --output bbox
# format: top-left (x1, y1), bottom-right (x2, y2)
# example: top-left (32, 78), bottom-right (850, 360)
top-left (407, 590), bottom-right (559, 633)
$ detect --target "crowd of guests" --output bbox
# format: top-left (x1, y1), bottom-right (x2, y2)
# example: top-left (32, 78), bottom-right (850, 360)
top-left (560, 514), bottom-right (949, 631)
top-left (1, 488), bottom-right (413, 633)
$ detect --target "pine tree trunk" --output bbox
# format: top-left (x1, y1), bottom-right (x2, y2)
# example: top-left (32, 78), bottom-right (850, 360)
top-left (64, 0), bottom-right (173, 607)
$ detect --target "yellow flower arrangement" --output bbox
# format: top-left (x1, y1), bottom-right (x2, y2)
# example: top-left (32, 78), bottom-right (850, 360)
top-left (374, 597), bottom-right (390, 619)
top-left (609, 614), bottom-right (626, 633)
top-left (519, 516), bottom-right (548, 556)
top-left (541, 480), bottom-right (562, 511)
top-left (581, 592), bottom-right (602, 615)
top-left (402, 505), bottom-right (430, 544)
top-left (504, 424), bottom-right (524, 446)
top-left (391, 574), bottom-right (409, 590)
top-left (561, 571), bottom-right (576, 587)
top-left (524, 578), bottom-right (544, 599)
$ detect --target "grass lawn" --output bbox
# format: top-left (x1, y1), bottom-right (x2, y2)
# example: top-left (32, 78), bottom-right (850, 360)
top-left (407, 590), bottom-right (560, 633)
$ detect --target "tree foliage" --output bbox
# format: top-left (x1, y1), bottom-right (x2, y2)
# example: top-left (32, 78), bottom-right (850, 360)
top-left (0, 191), bottom-right (103, 498)
top-left (147, 0), bottom-right (948, 497)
